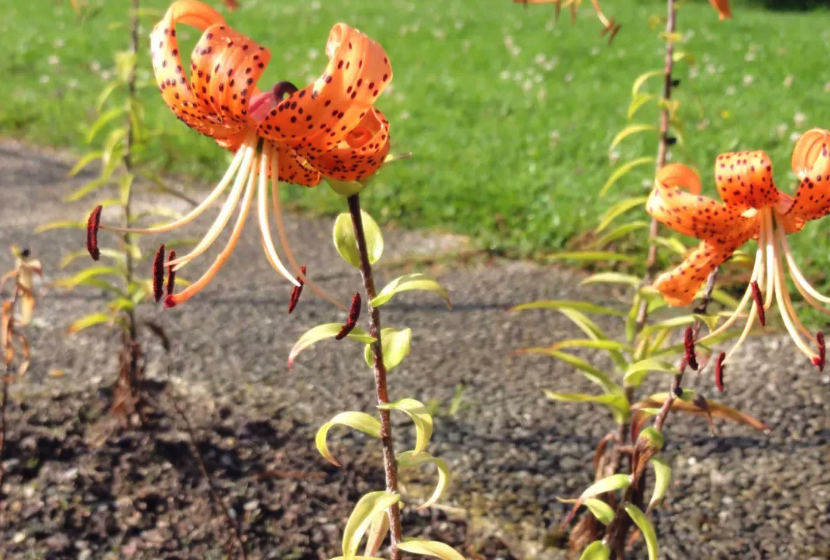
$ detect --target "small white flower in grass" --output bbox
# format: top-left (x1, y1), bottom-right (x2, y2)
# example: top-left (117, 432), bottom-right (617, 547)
top-left (745, 51), bottom-right (756, 62)
top-left (307, 48), bottom-right (319, 61)
top-left (53, 38), bottom-right (65, 48)
top-left (726, 85), bottom-right (736, 95)
top-left (67, 79), bottom-right (78, 89)
top-left (564, 73), bottom-right (573, 83)
top-left (536, 88), bottom-right (547, 103)
top-left (100, 70), bottom-right (112, 81)
top-left (534, 53), bottom-right (546, 65)
top-left (310, 0), bottom-right (321, 10)
top-left (689, 66), bottom-right (699, 79)
top-left (400, 110), bottom-right (410, 120)
top-left (609, 150), bottom-right (620, 165)
top-left (706, 63), bottom-right (716, 75)
top-left (499, 70), bottom-right (510, 81)
top-left (776, 123), bottom-right (789, 139)
top-left (432, 29), bottom-right (445, 40)
top-left (522, 79), bottom-right (533, 93)
top-left (743, 74), bottom-right (753, 86)
top-left (790, 132), bottom-right (801, 142)
top-left (591, 46), bottom-right (601, 56)
top-left (90, 60), bottom-right (101, 72)
top-left (824, 82), bottom-right (830, 93)
top-left (794, 112), bottom-right (806, 127)
top-left (39, 75), bottom-right (49, 84)
top-left (549, 130), bottom-right (560, 147)
top-left (454, 20), bottom-right (463, 30)
top-left (48, 55), bottom-right (60, 66)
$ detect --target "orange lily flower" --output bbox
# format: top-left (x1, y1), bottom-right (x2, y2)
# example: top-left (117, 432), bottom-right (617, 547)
top-left (646, 129), bottom-right (830, 370)
top-left (91, 0), bottom-right (392, 309)
top-left (709, 0), bottom-right (731, 20)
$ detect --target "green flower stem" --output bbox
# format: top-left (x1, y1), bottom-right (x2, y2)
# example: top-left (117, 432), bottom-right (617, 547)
top-left (347, 194), bottom-right (403, 560)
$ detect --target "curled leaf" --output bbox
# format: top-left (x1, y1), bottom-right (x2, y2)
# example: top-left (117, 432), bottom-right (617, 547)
top-left (579, 541), bottom-right (611, 560)
top-left (545, 391), bottom-right (630, 424)
top-left (333, 211), bottom-right (383, 269)
top-left (583, 498), bottom-right (615, 525)
top-left (377, 398), bottom-right (433, 456)
top-left (624, 503), bottom-right (658, 560)
top-left (363, 510), bottom-right (390, 557)
top-left (398, 539), bottom-right (466, 560)
top-left (316, 412), bottom-right (382, 467)
top-left (289, 324), bottom-right (375, 369)
top-left (371, 274), bottom-right (450, 308)
top-left (364, 328), bottom-right (412, 371)
top-left (397, 450), bottom-right (451, 509)
top-left (647, 457), bottom-right (671, 513)
top-left (342, 492), bottom-right (400, 560)
top-left (623, 358), bottom-right (680, 387)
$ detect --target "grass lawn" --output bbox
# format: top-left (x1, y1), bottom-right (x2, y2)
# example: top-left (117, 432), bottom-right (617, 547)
top-left (3, 0), bottom-right (830, 277)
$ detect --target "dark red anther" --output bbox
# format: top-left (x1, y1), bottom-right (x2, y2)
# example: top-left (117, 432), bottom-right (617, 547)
top-left (164, 295), bottom-right (178, 309)
top-left (684, 326), bottom-right (699, 371)
top-left (288, 265), bottom-right (307, 314)
top-left (750, 281), bottom-right (766, 327)
top-left (715, 352), bottom-right (726, 393)
top-left (273, 81), bottom-right (299, 100)
top-left (335, 292), bottom-right (361, 340)
top-left (814, 331), bottom-right (825, 372)
top-left (166, 250), bottom-right (177, 297)
top-left (152, 245), bottom-right (166, 302)
top-left (86, 205), bottom-right (103, 261)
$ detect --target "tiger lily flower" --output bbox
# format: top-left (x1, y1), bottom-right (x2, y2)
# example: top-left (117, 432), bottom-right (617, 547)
top-left (90, 0), bottom-right (392, 309)
top-left (646, 128), bottom-right (830, 370)
top-left (709, 0), bottom-right (731, 20)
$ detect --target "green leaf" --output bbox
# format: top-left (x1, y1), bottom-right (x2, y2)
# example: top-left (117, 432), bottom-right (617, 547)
top-left (85, 107), bottom-right (125, 144)
top-left (55, 266), bottom-right (120, 290)
top-left (580, 272), bottom-right (641, 287)
top-left (342, 491), bottom-right (400, 560)
top-left (548, 339), bottom-right (632, 353)
top-left (377, 398), bottom-right (433, 456)
top-left (64, 176), bottom-right (111, 202)
top-left (66, 313), bottom-right (112, 334)
top-left (316, 412), bottom-right (382, 467)
top-left (641, 315), bottom-right (695, 334)
top-left (591, 221), bottom-right (649, 250)
top-left (397, 450), bottom-right (451, 509)
top-left (673, 51), bottom-right (696, 66)
top-left (96, 82), bottom-right (120, 112)
top-left (628, 93), bottom-right (655, 120)
top-left (545, 391), bottom-right (630, 424)
top-left (610, 125), bottom-right (658, 152)
top-left (363, 511), bottom-right (389, 558)
top-left (59, 248), bottom-right (124, 269)
top-left (333, 211), bottom-right (383, 269)
top-left (599, 157), bottom-right (655, 197)
top-left (594, 196), bottom-right (649, 234)
top-left (398, 540), bottom-right (465, 560)
top-left (624, 503), bottom-right (658, 560)
top-left (364, 328), bottom-right (412, 371)
top-left (119, 173), bottom-right (134, 206)
top-left (579, 541), bottom-right (611, 560)
top-left (67, 151), bottom-right (103, 177)
top-left (631, 70), bottom-right (663, 96)
top-left (288, 324), bottom-right (375, 369)
top-left (647, 457), bottom-right (671, 513)
top-left (581, 474), bottom-right (631, 500)
top-left (511, 300), bottom-right (624, 317)
top-left (114, 51), bottom-right (137, 83)
top-left (545, 251), bottom-right (636, 264)
top-left (519, 350), bottom-right (618, 393)
top-left (624, 358), bottom-right (680, 387)
top-left (584, 498), bottom-right (615, 525)
top-left (371, 273), bottom-right (450, 308)
top-left (35, 220), bottom-right (86, 233)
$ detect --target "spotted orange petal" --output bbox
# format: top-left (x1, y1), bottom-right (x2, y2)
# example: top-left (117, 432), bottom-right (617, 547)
top-left (646, 164), bottom-right (751, 241)
top-left (655, 236), bottom-right (751, 307)
top-left (709, 0), bottom-right (731, 20)
top-left (306, 108), bottom-right (390, 182)
top-left (257, 23), bottom-right (392, 156)
top-left (713, 150), bottom-right (779, 212)
top-left (784, 129), bottom-right (830, 232)
top-left (266, 142), bottom-right (322, 187)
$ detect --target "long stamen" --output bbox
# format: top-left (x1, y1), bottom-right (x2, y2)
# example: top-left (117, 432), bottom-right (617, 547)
top-left (269, 144), bottom-right (348, 311)
top-left (722, 294), bottom-right (758, 364)
top-left (167, 142), bottom-right (258, 272)
top-left (101, 138), bottom-right (252, 234)
top-left (775, 214), bottom-right (830, 308)
top-left (772, 233), bottom-right (818, 361)
top-left (763, 210), bottom-right (776, 310)
top-left (165, 148), bottom-right (258, 308)
top-left (256, 143), bottom-right (301, 286)
top-left (771, 223), bottom-right (815, 341)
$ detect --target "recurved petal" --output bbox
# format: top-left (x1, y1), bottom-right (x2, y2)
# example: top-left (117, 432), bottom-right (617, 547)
top-left (655, 237), bottom-right (748, 306)
top-left (267, 142), bottom-right (322, 187)
top-left (306, 108), bottom-right (390, 182)
top-left (656, 163), bottom-right (702, 194)
top-left (784, 130), bottom-right (830, 231)
top-left (709, 0), bottom-right (731, 19)
top-left (257, 23), bottom-right (392, 153)
top-left (714, 151), bottom-right (779, 211)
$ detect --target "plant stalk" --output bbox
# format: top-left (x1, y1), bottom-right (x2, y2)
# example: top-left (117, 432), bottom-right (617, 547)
top-left (347, 194), bottom-right (403, 560)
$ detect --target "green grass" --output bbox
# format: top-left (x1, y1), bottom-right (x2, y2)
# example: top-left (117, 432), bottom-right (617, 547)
top-left (3, 0), bottom-right (830, 274)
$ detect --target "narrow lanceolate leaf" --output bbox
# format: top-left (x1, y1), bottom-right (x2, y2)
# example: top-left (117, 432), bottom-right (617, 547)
top-left (377, 398), bottom-right (433, 456)
top-left (517, 349), bottom-right (618, 393)
top-left (547, 339), bottom-right (631, 353)
top-left (623, 358), bottom-right (680, 387)
top-left (85, 107), bottom-right (126, 143)
top-left (316, 412), bottom-right (382, 467)
top-left (65, 176), bottom-right (111, 202)
top-left (289, 324), bottom-right (376, 369)
top-left (590, 221), bottom-right (649, 250)
top-left (67, 313), bottom-right (112, 334)
top-left (624, 503), bottom-right (658, 560)
top-left (364, 328), bottom-right (412, 371)
top-left (55, 266), bottom-right (120, 290)
top-left (584, 498), bottom-right (615, 525)
top-left (594, 196), bottom-right (649, 234)
top-left (609, 125), bottom-right (658, 152)
top-left (398, 539), bottom-right (466, 560)
top-left (628, 93), bottom-right (655, 120)
top-left (599, 157), bottom-right (655, 197)
top-left (631, 69), bottom-right (663, 96)
top-left (561, 473), bottom-right (631, 525)
top-left (371, 274), bottom-right (450, 308)
top-left (632, 393), bottom-right (770, 432)
top-left (579, 541), bottom-right (611, 560)
top-left (648, 457), bottom-right (672, 513)
top-left (511, 300), bottom-right (624, 317)
top-left (67, 151), bottom-right (103, 177)
top-left (363, 511), bottom-right (390, 557)
top-left (545, 251), bottom-right (636, 264)
top-left (333, 211), bottom-right (383, 269)
top-left (580, 272), bottom-right (641, 287)
top-left (59, 248), bottom-right (125, 269)
top-left (342, 492), bottom-right (400, 560)
top-left (545, 391), bottom-right (630, 424)
top-left (397, 450), bottom-right (451, 509)
top-left (35, 220), bottom-right (86, 233)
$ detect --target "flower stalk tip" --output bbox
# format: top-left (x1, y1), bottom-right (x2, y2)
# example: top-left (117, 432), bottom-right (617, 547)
top-left (287, 265), bottom-right (306, 315)
top-left (814, 331), bottom-right (825, 372)
top-left (86, 205), bottom-right (103, 261)
top-left (152, 244), bottom-right (166, 302)
top-left (335, 292), bottom-right (361, 340)
top-left (683, 326), bottom-right (698, 371)
top-left (715, 352), bottom-right (726, 392)
top-left (166, 250), bottom-right (177, 297)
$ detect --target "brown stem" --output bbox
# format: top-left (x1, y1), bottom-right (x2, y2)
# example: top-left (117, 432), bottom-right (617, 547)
top-left (634, 0), bottom-right (678, 333)
top-left (347, 194), bottom-right (403, 560)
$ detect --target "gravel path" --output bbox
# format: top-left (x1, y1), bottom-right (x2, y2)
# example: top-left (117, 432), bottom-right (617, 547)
top-left (0, 140), bottom-right (828, 559)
